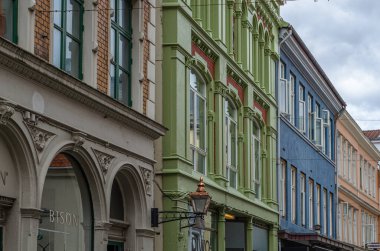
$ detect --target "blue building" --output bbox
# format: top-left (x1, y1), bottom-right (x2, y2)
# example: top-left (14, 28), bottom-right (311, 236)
top-left (277, 27), bottom-right (350, 251)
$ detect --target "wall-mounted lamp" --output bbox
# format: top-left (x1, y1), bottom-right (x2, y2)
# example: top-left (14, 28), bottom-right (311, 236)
top-left (151, 177), bottom-right (211, 229)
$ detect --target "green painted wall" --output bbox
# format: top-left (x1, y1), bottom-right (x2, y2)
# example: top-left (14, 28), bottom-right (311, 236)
top-left (160, 1), bottom-right (283, 250)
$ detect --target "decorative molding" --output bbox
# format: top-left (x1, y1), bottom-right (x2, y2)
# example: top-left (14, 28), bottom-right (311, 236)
top-left (139, 166), bottom-right (153, 196)
top-left (72, 132), bottom-right (86, 152)
top-left (22, 110), bottom-right (40, 126)
top-left (0, 100), bottom-right (15, 125)
top-left (214, 81), bottom-right (229, 97)
top-left (92, 148), bottom-right (115, 174)
top-left (20, 207), bottom-right (43, 219)
top-left (191, 33), bottom-right (218, 62)
top-left (25, 124), bottom-right (56, 152)
top-left (227, 67), bottom-right (247, 88)
top-left (0, 196), bottom-right (15, 224)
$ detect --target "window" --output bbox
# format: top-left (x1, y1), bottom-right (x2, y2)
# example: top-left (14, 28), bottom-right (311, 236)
top-left (298, 85), bottom-right (305, 133)
top-left (225, 99), bottom-right (237, 188)
top-left (360, 156), bottom-right (363, 189)
top-left (0, 0), bottom-right (16, 42)
top-left (308, 94), bottom-right (314, 140)
top-left (316, 184), bottom-right (321, 225)
top-left (189, 70), bottom-right (207, 174)
top-left (279, 62), bottom-right (289, 116)
top-left (53, 0), bottom-right (83, 79)
top-left (352, 150), bottom-right (357, 186)
top-left (323, 189), bottom-right (327, 235)
top-left (338, 203), bottom-right (342, 240)
top-left (309, 179), bottom-right (314, 229)
top-left (322, 109), bottom-right (330, 155)
top-left (348, 145), bottom-right (352, 181)
top-left (279, 160), bottom-right (286, 217)
top-left (253, 122), bottom-right (261, 198)
top-left (300, 173), bottom-right (306, 226)
top-left (110, 0), bottom-right (132, 105)
top-left (315, 103), bottom-right (322, 148)
top-left (348, 207), bottom-right (352, 243)
top-left (289, 74), bottom-right (295, 125)
top-left (329, 193), bottom-right (333, 237)
top-left (38, 153), bottom-right (93, 251)
top-left (337, 133), bottom-right (342, 175)
top-left (291, 167), bottom-right (296, 223)
top-left (353, 210), bottom-right (357, 245)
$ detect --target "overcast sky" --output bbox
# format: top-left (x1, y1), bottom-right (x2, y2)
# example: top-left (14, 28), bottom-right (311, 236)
top-left (281, 0), bottom-right (380, 130)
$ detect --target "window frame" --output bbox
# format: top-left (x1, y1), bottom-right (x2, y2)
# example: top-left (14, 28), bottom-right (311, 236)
top-left (279, 159), bottom-right (287, 218)
top-left (291, 167), bottom-right (296, 223)
top-left (300, 173), bottom-right (306, 227)
top-left (53, 0), bottom-right (84, 79)
top-left (252, 121), bottom-right (261, 198)
top-left (110, 0), bottom-right (133, 106)
top-left (308, 179), bottom-right (314, 230)
top-left (189, 69), bottom-right (207, 174)
top-left (225, 99), bottom-right (238, 189)
top-left (316, 184), bottom-right (321, 225)
top-left (0, 0), bottom-right (18, 43)
top-left (298, 84), bottom-right (306, 133)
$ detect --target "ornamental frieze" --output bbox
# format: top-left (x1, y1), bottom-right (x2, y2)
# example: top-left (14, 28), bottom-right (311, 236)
top-left (25, 124), bottom-right (56, 154)
top-left (92, 148), bottom-right (115, 175)
top-left (0, 100), bottom-right (15, 125)
top-left (139, 166), bottom-right (153, 196)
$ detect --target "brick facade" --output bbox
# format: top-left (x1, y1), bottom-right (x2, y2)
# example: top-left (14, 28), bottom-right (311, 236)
top-left (34, 0), bottom-right (51, 60)
top-left (97, 0), bottom-right (109, 94)
top-left (142, 0), bottom-right (150, 114)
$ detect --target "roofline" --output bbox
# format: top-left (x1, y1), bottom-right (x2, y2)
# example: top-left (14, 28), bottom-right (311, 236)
top-left (288, 26), bottom-right (347, 108)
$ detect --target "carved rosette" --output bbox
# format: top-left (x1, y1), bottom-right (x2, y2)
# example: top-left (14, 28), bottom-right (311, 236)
top-left (0, 101), bottom-right (15, 125)
top-left (92, 149), bottom-right (115, 174)
top-left (139, 167), bottom-right (153, 196)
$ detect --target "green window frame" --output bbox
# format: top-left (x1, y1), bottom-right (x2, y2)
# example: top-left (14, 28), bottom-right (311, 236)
top-left (0, 0), bottom-right (18, 43)
top-left (110, 0), bottom-right (132, 106)
top-left (53, 0), bottom-right (83, 79)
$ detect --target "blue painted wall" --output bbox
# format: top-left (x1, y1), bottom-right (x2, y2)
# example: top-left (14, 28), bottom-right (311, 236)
top-left (279, 51), bottom-right (337, 239)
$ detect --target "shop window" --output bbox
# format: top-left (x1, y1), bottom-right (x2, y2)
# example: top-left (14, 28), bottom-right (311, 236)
top-left (0, 0), bottom-right (17, 42)
top-left (189, 69), bottom-right (207, 174)
top-left (37, 153), bottom-right (93, 251)
top-left (110, 0), bottom-right (132, 106)
top-left (252, 225), bottom-right (268, 251)
top-left (53, 0), bottom-right (83, 79)
top-left (226, 221), bottom-right (245, 251)
top-left (107, 241), bottom-right (123, 251)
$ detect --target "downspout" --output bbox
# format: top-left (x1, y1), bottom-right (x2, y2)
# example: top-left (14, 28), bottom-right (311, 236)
top-left (334, 105), bottom-right (346, 240)
top-left (277, 25), bottom-right (292, 251)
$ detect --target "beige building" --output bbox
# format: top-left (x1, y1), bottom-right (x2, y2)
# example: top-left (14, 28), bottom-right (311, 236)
top-left (0, 0), bottom-right (164, 251)
top-left (336, 111), bottom-right (380, 248)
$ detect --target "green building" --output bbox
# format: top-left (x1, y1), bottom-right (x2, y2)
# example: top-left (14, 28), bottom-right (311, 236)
top-left (156, 0), bottom-right (284, 250)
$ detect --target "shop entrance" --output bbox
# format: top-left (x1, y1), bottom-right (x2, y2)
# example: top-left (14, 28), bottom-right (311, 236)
top-left (107, 241), bottom-right (124, 251)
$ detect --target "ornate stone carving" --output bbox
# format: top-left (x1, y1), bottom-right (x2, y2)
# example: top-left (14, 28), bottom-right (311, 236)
top-left (92, 149), bottom-right (115, 174)
top-left (0, 102), bottom-right (15, 125)
top-left (27, 126), bottom-right (56, 152)
top-left (214, 81), bottom-right (228, 97)
top-left (139, 167), bottom-right (153, 196)
top-left (72, 132), bottom-right (86, 152)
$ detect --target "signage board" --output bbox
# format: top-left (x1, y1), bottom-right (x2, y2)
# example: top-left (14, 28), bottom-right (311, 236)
top-left (367, 243), bottom-right (380, 250)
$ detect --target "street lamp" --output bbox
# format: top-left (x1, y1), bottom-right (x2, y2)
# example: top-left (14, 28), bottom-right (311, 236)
top-left (151, 177), bottom-right (212, 229)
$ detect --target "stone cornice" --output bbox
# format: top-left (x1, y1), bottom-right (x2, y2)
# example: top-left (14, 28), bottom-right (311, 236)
top-left (191, 33), bottom-right (219, 62)
top-left (339, 185), bottom-right (380, 216)
top-left (0, 38), bottom-right (166, 140)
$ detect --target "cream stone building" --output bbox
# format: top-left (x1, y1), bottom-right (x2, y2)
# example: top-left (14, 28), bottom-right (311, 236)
top-left (0, 0), bottom-right (164, 250)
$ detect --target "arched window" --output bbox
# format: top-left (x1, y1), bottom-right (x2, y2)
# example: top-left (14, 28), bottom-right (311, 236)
top-left (108, 179), bottom-right (126, 251)
top-left (110, 0), bottom-right (132, 106)
top-left (252, 122), bottom-right (261, 198)
top-left (52, 0), bottom-right (84, 79)
top-left (225, 99), bottom-right (237, 188)
top-left (189, 69), bottom-right (207, 174)
top-left (38, 153), bottom-right (93, 251)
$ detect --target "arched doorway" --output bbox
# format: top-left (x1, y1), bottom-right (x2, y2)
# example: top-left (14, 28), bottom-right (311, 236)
top-left (37, 153), bottom-right (93, 251)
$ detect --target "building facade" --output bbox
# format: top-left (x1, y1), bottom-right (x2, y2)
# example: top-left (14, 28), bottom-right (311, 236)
top-left (0, 0), bottom-right (165, 251)
top-left (337, 115), bottom-right (380, 248)
top-left (156, 0), bottom-right (284, 250)
top-left (277, 27), bottom-right (348, 250)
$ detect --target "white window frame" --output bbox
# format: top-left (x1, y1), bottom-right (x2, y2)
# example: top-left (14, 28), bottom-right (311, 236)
top-left (291, 167), bottom-right (296, 223)
top-left (309, 179), bottom-right (314, 230)
top-left (289, 74), bottom-right (295, 125)
top-left (300, 174), bottom-right (306, 226)
top-left (323, 189), bottom-right (327, 235)
top-left (329, 193), bottom-right (333, 237)
top-left (279, 160), bottom-right (286, 217)
top-left (298, 85), bottom-right (306, 133)
top-left (316, 185), bottom-right (321, 225)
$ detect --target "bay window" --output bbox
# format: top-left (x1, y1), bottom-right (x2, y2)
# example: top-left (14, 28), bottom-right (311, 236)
top-left (189, 70), bottom-right (207, 174)
top-left (53, 0), bottom-right (83, 79)
top-left (110, 0), bottom-right (132, 105)
top-left (225, 99), bottom-right (237, 188)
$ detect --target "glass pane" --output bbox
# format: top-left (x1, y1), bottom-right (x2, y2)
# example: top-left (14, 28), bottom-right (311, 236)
top-left (110, 28), bottom-right (116, 61)
top-left (65, 36), bottom-right (80, 78)
top-left (230, 169), bottom-right (236, 188)
top-left (38, 154), bottom-right (92, 251)
top-left (190, 91), bottom-right (194, 146)
top-left (53, 29), bottom-right (62, 68)
top-left (190, 71), bottom-right (197, 90)
top-left (196, 152), bottom-right (205, 174)
top-left (119, 34), bottom-right (130, 70)
top-left (197, 97), bottom-right (206, 149)
top-left (110, 0), bottom-right (116, 22)
top-left (255, 138), bottom-right (260, 179)
top-left (118, 0), bottom-right (130, 29)
top-left (118, 70), bottom-right (129, 104)
top-left (230, 121), bottom-right (236, 167)
top-left (67, 0), bottom-right (81, 38)
top-left (53, 0), bottom-right (62, 26)
top-left (110, 181), bottom-right (124, 221)
top-left (0, 0), bottom-right (14, 40)
top-left (110, 64), bottom-right (116, 97)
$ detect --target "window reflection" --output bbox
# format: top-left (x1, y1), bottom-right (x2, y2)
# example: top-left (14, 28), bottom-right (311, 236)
top-left (0, 0), bottom-right (14, 41)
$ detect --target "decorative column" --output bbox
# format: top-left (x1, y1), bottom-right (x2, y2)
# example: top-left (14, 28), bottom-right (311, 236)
top-left (264, 46), bottom-right (271, 93)
top-left (241, 19), bottom-right (251, 72)
top-left (246, 217), bottom-right (254, 251)
top-left (217, 208), bottom-right (226, 251)
top-left (235, 9), bottom-right (242, 65)
top-left (94, 221), bottom-right (111, 251)
top-left (226, 0), bottom-right (234, 57)
top-left (20, 208), bottom-right (42, 251)
top-left (211, 0), bottom-right (226, 49)
top-left (253, 32), bottom-right (259, 82)
top-left (259, 40), bottom-right (265, 88)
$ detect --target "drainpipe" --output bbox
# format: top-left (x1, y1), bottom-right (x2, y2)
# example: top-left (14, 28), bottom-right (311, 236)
top-left (334, 105), bottom-right (346, 239)
top-left (277, 25), bottom-right (292, 251)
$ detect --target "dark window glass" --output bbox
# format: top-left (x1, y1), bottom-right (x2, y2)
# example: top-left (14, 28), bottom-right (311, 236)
top-left (0, 0), bottom-right (16, 42)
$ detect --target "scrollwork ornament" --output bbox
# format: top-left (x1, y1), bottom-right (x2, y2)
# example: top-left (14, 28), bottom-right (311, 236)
top-left (27, 126), bottom-right (56, 152)
top-left (92, 149), bottom-right (115, 174)
top-left (0, 102), bottom-right (15, 125)
top-left (139, 167), bottom-right (153, 196)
